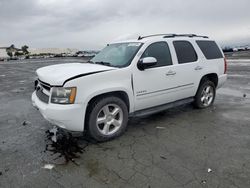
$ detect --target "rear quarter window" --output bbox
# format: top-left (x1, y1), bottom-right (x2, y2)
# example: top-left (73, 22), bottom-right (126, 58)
top-left (196, 40), bottom-right (223, 60)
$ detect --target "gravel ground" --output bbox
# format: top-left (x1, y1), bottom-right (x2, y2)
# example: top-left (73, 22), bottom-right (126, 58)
top-left (0, 57), bottom-right (250, 188)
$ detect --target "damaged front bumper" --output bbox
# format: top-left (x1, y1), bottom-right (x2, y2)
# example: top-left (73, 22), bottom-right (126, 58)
top-left (31, 91), bottom-right (85, 132)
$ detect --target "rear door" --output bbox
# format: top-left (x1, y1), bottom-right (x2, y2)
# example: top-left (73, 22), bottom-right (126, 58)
top-left (168, 40), bottom-right (204, 99)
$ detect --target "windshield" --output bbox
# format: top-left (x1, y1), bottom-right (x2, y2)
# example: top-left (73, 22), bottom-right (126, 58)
top-left (91, 42), bottom-right (142, 68)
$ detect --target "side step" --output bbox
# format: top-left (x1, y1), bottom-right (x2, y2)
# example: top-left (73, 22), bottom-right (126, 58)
top-left (130, 97), bottom-right (194, 117)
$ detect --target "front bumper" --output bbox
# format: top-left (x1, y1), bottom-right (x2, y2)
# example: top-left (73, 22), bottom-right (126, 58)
top-left (31, 91), bottom-right (85, 132)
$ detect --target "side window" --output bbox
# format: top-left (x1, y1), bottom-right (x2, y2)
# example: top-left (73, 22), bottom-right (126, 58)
top-left (196, 40), bottom-right (223, 59)
top-left (141, 42), bottom-right (172, 68)
top-left (173, 41), bottom-right (198, 64)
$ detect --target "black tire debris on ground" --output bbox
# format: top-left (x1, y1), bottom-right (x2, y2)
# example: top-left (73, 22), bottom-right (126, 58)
top-left (22, 120), bottom-right (31, 126)
top-left (45, 129), bottom-right (88, 165)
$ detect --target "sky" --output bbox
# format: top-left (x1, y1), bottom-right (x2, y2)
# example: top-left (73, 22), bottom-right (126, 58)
top-left (0, 0), bottom-right (250, 50)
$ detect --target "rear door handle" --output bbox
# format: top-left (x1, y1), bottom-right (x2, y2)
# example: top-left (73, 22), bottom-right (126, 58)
top-left (166, 70), bottom-right (176, 76)
top-left (195, 66), bottom-right (203, 70)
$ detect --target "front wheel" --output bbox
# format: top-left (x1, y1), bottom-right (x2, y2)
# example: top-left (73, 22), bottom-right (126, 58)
top-left (194, 80), bottom-right (216, 109)
top-left (86, 96), bottom-right (128, 142)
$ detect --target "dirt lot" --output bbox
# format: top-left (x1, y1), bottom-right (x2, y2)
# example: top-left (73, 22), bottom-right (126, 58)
top-left (0, 57), bottom-right (250, 188)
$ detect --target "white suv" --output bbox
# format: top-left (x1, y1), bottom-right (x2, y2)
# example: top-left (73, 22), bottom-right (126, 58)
top-left (32, 34), bottom-right (227, 141)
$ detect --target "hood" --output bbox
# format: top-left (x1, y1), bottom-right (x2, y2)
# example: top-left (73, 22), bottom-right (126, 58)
top-left (36, 63), bottom-right (115, 86)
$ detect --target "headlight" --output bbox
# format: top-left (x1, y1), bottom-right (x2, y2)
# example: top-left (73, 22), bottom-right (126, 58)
top-left (51, 87), bottom-right (77, 104)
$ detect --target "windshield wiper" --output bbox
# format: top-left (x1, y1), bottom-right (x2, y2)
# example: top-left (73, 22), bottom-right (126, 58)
top-left (86, 60), bottom-right (94, 64)
top-left (95, 61), bottom-right (112, 67)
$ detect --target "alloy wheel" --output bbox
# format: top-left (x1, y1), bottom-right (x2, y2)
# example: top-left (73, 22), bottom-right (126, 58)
top-left (96, 104), bottom-right (123, 135)
top-left (201, 85), bottom-right (214, 107)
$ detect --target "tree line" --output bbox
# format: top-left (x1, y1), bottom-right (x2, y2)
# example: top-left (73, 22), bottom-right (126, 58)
top-left (5, 44), bottom-right (29, 57)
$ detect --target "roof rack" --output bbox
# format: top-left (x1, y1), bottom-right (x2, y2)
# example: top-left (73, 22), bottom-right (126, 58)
top-left (138, 34), bottom-right (208, 40)
top-left (164, 34), bottom-right (209, 38)
top-left (138, 34), bottom-right (175, 40)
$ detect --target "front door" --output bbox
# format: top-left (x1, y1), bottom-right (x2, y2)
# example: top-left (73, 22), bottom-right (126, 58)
top-left (133, 41), bottom-right (179, 111)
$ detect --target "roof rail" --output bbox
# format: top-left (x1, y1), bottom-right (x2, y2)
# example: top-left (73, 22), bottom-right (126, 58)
top-left (138, 34), bottom-right (175, 40)
top-left (138, 34), bottom-right (208, 40)
top-left (163, 34), bottom-right (209, 38)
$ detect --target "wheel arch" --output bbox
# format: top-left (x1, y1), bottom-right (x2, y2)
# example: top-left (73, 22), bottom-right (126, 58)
top-left (199, 73), bottom-right (218, 87)
top-left (84, 90), bottom-right (130, 130)
top-left (196, 73), bottom-right (218, 95)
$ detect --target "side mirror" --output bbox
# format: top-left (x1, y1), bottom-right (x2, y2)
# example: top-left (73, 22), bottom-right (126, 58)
top-left (137, 57), bottom-right (157, 70)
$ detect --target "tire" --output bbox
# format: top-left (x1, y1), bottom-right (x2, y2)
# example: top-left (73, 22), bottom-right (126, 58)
top-left (193, 80), bottom-right (216, 109)
top-left (86, 96), bottom-right (128, 142)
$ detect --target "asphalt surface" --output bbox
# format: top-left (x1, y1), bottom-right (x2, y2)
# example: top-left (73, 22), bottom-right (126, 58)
top-left (0, 57), bottom-right (250, 188)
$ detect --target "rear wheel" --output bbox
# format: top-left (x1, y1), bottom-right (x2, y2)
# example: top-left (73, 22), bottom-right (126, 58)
top-left (86, 96), bottom-right (128, 142)
top-left (194, 80), bottom-right (216, 109)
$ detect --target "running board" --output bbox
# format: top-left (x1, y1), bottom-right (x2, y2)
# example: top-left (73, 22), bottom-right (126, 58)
top-left (130, 97), bottom-right (194, 117)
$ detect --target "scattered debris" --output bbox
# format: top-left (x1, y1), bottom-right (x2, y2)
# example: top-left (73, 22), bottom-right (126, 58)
top-left (243, 94), bottom-right (247, 98)
top-left (42, 164), bottom-right (55, 170)
top-left (22, 120), bottom-right (31, 126)
top-left (156, 126), bottom-right (166, 129)
top-left (49, 126), bottom-right (58, 142)
top-left (208, 168), bottom-right (212, 173)
top-left (160, 155), bottom-right (167, 160)
top-left (45, 128), bottom-right (88, 165)
top-left (201, 180), bottom-right (207, 184)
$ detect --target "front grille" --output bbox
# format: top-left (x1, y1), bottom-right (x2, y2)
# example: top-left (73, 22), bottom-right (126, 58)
top-left (36, 88), bottom-right (49, 104)
top-left (39, 80), bottom-right (51, 91)
top-left (35, 79), bottom-right (51, 104)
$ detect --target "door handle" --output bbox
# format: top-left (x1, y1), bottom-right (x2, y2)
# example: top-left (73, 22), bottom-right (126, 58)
top-left (166, 70), bottom-right (176, 76)
top-left (195, 66), bottom-right (203, 70)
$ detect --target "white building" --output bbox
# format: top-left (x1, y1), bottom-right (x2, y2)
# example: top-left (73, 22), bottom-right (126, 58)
top-left (29, 48), bottom-right (78, 55)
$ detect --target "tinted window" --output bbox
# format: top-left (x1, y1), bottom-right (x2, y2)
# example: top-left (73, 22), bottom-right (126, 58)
top-left (141, 42), bottom-right (172, 67)
top-left (173, 41), bottom-right (197, 64)
top-left (196, 40), bottom-right (223, 59)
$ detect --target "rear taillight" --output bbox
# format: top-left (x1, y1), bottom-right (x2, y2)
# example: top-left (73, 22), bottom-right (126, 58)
top-left (224, 57), bottom-right (227, 74)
